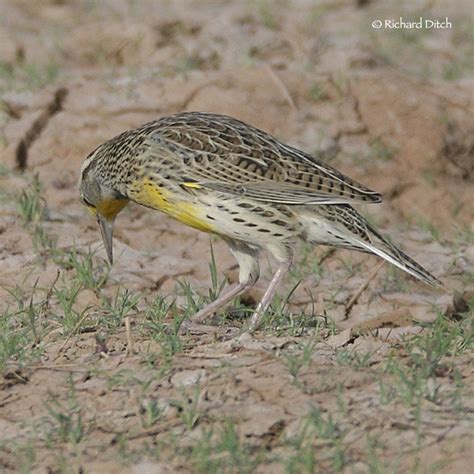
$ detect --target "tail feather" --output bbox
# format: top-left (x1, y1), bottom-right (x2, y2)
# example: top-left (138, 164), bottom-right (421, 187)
top-left (349, 226), bottom-right (441, 287)
top-left (299, 205), bottom-right (441, 287)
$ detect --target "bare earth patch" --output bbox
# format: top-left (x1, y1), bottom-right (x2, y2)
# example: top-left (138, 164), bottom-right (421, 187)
top-left (0, 1), bottom-right (472, 472)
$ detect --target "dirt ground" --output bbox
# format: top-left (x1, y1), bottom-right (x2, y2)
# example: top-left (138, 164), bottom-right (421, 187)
top-left (0, 0), bottom-right (473, 472)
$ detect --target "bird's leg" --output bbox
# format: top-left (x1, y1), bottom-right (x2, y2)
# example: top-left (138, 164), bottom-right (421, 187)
top-left (247, 258), bottom-right (292, 333)
top-left (181, 240), bottom-right (260, 334)
top-left (184, 283), bottom-right (252, 329)
top-left (124, 315), bottom-right (136, 355)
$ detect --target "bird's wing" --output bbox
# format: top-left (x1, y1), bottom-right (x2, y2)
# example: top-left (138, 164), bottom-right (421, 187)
top-left (195, 181), bottom-right (364, 205)
top-left (148, 112), bottom-right (382, 205)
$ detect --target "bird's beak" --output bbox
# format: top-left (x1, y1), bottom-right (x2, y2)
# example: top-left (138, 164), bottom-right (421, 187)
top-left (97, 214), bottom-right (114, 264)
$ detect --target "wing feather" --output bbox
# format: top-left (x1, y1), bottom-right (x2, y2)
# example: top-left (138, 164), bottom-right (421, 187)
top-left (143, 112), bottom-right (382, 205)
top-left (200, 181), bottom-right (363, 205)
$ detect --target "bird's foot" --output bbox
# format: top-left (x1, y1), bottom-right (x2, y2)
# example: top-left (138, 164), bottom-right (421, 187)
top-left (217, 329), bottom-right (257, 351)
top-left (233, 330), bottom-right (254, 346)
top-left (179, 319), bottom-right (220, 335)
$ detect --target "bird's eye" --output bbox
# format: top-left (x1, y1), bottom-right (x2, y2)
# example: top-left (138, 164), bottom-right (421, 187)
top-left (81, 195), bottom-right (94, 208)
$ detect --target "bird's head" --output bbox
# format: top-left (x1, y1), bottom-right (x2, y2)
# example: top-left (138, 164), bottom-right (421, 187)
top-left (79, 156), bottom-right (128, 265)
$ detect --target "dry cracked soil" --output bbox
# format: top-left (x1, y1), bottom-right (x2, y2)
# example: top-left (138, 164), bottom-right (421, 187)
top-left (0, 1), bottom-right (473, 473)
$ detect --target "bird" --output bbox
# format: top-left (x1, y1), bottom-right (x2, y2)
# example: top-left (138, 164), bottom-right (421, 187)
top-left (79, 111), bottom-right (440, 335)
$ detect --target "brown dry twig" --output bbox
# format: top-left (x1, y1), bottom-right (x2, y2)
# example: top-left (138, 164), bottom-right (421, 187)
top-left (318, 248), bottom-right (336, 266)
top-left (27, 364), bottom-right (89, 372)
top-left (265, 64), bottom-right (297, 112)
top-left (38, 270), bottom-right (61, 329)
top-left (59, 310), bottom-right (93, 352)
top-left (345, 260), bottom-right (385, 318)
top-left (15, 87), bottom-right (68, 171)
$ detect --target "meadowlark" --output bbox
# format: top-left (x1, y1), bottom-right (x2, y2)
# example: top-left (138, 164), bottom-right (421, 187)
top-left (79, 112), bottom-right (440, 333)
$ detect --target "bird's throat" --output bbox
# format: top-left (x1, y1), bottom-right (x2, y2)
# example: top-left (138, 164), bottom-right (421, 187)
top-left (96, 198), bottom-right (128, 221)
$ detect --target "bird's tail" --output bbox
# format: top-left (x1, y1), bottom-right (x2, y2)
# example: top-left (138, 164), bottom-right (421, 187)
top-left (298, 205), bottom-right (441, 287)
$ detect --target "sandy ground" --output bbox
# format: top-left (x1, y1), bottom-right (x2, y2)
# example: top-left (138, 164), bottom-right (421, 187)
top-left (0, 0), bottom-right (473, 472)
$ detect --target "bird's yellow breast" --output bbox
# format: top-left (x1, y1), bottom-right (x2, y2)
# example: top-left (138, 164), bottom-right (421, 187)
top-left (131, 179), bottom-right (215, 233)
